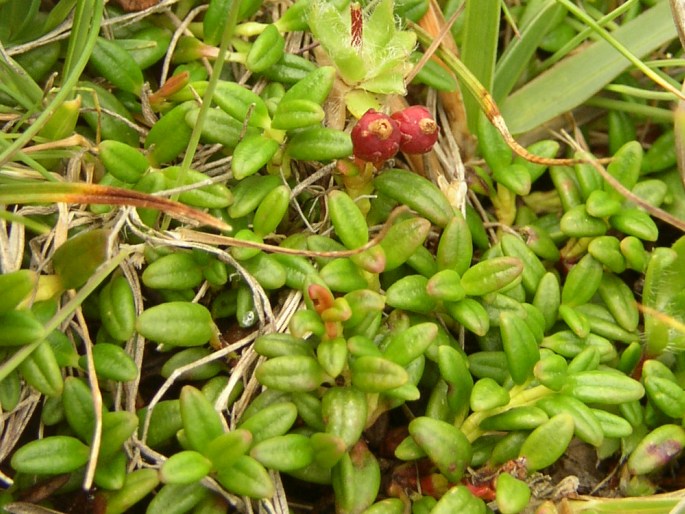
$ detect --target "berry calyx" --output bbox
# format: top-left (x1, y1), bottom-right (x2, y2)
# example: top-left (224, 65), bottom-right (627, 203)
top-left (391, 105), bottom-right (439, 154)
top-left (351, 109), bottom-right (402, 164)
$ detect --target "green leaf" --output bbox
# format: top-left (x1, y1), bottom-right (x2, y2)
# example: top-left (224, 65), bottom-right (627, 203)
top-left (363, 0), bottom-right (396, 51)
top-left (146, 482), bottom-right (210, 514)
top-left (52, 228), bottom-right (110, 290)
top-left (136, 302), bottom-right (215, 347)
top-left (160, 451), bottom-right (212, 484)
top-left (11, 436), bottom-right (90, 474)
top-left (216, 455), bottom-right (275, 499)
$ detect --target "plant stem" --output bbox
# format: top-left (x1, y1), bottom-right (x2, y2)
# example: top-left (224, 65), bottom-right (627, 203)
top-left (163, 0), bottom-right (243, 230)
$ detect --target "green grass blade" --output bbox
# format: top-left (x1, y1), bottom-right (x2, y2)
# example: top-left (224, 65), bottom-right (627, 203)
top-left (61, 0), bottom-right (93, 83)
top-left (538, 0), bottom-right (638, 72)
top-left (0, 137), bottom-right (55, 181)
top-left (558, 0), bottom-right (683, 99)
top-left (0, 47), bottom-right (43, 109)
top-left (43, 0), bottom-right (78, 34)
top-left (0, 0), bottom-right (103, 166)
top-left (566, 496), bottom-right (679, 513)
top-left (162, 0), bottom-right (243, 231)
top-left (493, 0), bottom-right (566, 101)
top-left (0, 209), bottom-right (51, 235)
top-left (459, 0), bottom-right (500, 132)
top-left (501, 0), bottom-right (677, 135)
top-left (585, 97), bottom-right (674, 123)
top-left (604, 83), bottom-right (677, 102)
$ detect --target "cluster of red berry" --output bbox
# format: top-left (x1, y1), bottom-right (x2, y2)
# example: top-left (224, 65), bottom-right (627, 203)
top-left (351, 106), bottom-right (439, 164)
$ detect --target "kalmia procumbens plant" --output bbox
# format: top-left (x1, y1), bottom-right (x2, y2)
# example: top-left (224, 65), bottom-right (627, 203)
top-left (5, 0), bottom-right (685, 513)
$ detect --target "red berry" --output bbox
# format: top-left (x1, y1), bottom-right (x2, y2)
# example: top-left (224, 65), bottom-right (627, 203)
top-left (391, 105), bottom-right (439, 154)
top-left (351, 109), bottom-right (402, 163)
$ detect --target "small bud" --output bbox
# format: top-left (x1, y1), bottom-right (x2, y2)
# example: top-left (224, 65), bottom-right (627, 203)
top-left (391, 105), bottom-right (439, 154)
top-left (351, 109), bottom-right (401, 163)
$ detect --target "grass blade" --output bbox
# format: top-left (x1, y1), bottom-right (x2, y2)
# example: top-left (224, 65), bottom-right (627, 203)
top-left (501, 1), bottom-right (677, 134)
top-left (0, 47), bottom-right (43, 109)
top-left (584, 96), bottom-right (673, 123)
top-left (0, 0), bottom-right (103, 166)
top-left (459, 0), bottom-right (500, 132)
top-left (558, 0), bottom-right (684, 100)
top-left (62, 0), bottom-right (93, 81)
top-left (0, 182), bottom-right (231, 231)
top-left (493, 0), bottom-right (566, 101)
top-left (538, 0), bottom-right (639, 72)
top-left (163, 0), bottom-right (242, 230)
top-left (43, 0), bottom-right (78, 34)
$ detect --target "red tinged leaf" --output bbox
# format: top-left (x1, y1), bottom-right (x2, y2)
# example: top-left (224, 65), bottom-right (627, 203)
top-left (308, 283), bottom-right (335, 314)
top-left (464, 482), bottom-right (497, 502)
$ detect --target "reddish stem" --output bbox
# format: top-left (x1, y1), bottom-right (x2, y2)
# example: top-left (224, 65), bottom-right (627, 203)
top-left (350, 2), bottom-right (363, 51)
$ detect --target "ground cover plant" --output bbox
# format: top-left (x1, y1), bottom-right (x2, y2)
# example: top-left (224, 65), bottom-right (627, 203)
top-left (2, 0), bottom-right (685, 512)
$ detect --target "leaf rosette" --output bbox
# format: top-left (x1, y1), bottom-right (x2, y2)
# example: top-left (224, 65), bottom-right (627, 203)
top-left (308, 0), bottom-right (416, 113)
